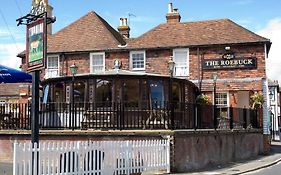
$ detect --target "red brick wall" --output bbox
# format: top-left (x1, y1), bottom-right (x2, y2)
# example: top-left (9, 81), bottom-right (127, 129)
top-left (189, 44), bottom-right (266, 81)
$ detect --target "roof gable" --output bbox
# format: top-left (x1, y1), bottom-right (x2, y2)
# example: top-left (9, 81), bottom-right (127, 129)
top-left (48, 11), bottom-right (126, 53)
top-left (128, 19), bottom-right (270, 49)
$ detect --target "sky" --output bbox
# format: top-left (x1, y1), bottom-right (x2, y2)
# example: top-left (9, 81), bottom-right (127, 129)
top-left (0, 0), bottom-right (281, 83)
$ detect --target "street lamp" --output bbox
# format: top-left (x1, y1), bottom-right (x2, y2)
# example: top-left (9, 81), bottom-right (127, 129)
top-left (168, 57), bottom-right (175, 129)
top-left (69, 63), bottom-right (78, 130)
top-left (70, 63), bottom-right (78, 104)
top-left (212, 73), bottom-right (217, 129)
top-left (269, 90), bottom-right (274, 101)
top-left (269, 89), bottom-right (275, 140)
top-left (168, 57), bottom-right (175, 77)
top-left (70, 63), bottom-right (78, 77)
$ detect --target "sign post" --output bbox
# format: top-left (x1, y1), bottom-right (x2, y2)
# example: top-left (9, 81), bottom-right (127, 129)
top-left (16, 1), bottom-right (55, 145)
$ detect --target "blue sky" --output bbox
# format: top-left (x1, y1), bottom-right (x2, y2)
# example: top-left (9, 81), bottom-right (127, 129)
top-left (0, 0), bottom-right (281, 82)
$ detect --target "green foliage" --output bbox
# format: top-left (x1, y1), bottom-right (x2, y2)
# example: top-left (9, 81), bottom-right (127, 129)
top-left (250, 92), bottom-right (264, 109)
top-left (196, 94), bottom-right (210, 104)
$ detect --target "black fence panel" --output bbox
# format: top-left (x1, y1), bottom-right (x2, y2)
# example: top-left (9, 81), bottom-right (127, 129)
top-left (0, 101), bottom-right (262, 131)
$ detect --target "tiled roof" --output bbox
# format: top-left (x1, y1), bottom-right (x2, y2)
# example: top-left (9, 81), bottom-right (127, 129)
top-left (47, 11), bottom-right (126, 53)
top-left (127, 19), bottom-right (270, 49)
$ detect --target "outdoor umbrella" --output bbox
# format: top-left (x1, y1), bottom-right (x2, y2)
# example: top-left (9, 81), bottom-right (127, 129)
top-left (0, 64), bottom-right (32, 83)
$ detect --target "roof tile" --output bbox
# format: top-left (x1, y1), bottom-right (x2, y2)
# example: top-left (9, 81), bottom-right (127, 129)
top-left (128, 19), bottom-right (270, 49)
top-left (47, 11), bottom-right (126, 53)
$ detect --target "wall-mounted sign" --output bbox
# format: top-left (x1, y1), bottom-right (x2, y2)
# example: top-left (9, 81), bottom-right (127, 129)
top-left (26, 18), bottom-right (45, 71)
top-left (202, 57), bottom-right (257, 70)
top-left (222, 52), bottom-right (235, 60)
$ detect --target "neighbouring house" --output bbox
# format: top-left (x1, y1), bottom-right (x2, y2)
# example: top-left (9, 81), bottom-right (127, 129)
top-left (268, 80), bottom-right (280, 140)
top-left (0, 83), bottom-right (30, 104)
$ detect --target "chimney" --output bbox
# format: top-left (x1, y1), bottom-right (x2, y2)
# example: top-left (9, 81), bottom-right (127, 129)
top-left (118, 18), bottom-right (130, 39)
top-left (32, 0), bottom-right (54, 34)
top-left (166, 3), bottom-right (181, 23)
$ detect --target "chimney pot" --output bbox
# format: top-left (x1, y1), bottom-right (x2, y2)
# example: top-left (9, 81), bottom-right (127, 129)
top-left (119, 18), bottom-right (123, 26)
top-left (173, 8), bottom-right (178, 13)
top-left (124, 18), bottom-right (128, 26)
top-left (168, 3), bottom-right (173, 13)
top-left (118, 17), bottom-right (130, 38)
top-left (166, 3), bottom-right (181, 23)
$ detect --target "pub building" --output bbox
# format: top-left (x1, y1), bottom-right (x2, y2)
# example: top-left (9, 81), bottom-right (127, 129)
top-left (18, 1), bottom-right (270, 129)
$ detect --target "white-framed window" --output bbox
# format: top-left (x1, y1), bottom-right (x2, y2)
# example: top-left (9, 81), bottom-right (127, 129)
top-left (90, 52), bottom-right (105, 73)
top-left (173, 48), bottom-right (189, 76)
top-left (45, 55), bottom-right (59, 78)
top-left (130, 50), bottom-right (146, 70)
top-left (215, 92), bottom-right (229, 107)
top-left (215, 92), bottom-right (229, 118)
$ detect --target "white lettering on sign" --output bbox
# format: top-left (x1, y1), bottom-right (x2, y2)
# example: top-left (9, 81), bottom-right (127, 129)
top-left (29, 23), bottom-right (43, 37)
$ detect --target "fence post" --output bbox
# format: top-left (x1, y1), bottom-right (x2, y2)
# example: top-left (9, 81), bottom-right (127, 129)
top-left (193, 104), bottom-right (197, 129)
top-left (243, 108), bottom-right (247, 129)
top-left (13, 142), bottom-right (17, 175)
top-left (171, 102), bottom-right (175, 130)
top-left (229, 106), bottom-right (233, 129)
top-left (213, 104), bottom-right (217, 129)
top-left (254, 109), bottom-right (258, 128)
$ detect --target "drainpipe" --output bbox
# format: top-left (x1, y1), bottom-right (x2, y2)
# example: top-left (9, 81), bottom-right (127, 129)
top-left (197, 47), bottom-right (201, 94)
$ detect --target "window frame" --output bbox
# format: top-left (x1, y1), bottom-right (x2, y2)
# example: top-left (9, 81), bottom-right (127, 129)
top-left (130, 50), bottom-right (146, 71)
top-left (46, 55), bottom-right (60, 78)
top-left (90, 52), bottom-right (105, 73)
top-left (215, 92), bottom-right (229, 107)
top-left (173, 48), bottom-right (189, 77)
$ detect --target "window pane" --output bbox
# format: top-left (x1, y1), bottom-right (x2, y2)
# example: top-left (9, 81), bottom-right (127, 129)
top-left (124, 79), bottom-right (139, 107)
top-left (92, 54), bottom-right (104, 73)
top-left (48, 56), bottom-right (58, 68)
top-left (174, 50), bottom-right (188, 76)
top-left (131, 52), bottom-right (144, 69)
top-left (96, 79), bottom-right (112, 107)
top-left (215, 92), bottom-right (228, 107)
top-left (149, 80), bottom-right (164, 108)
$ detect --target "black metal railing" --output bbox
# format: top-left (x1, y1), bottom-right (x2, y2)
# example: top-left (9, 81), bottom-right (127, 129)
top-left (0, 101), bottom-right (262, 130)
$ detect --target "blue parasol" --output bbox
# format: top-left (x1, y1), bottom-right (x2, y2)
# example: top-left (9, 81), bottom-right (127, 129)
top-left (0, 64), bottom-right (32, 83)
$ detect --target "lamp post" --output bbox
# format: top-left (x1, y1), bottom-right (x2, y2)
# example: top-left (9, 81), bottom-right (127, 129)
top-left (70, 63), bottom-right (78, 129)
top-left (168, 57), bottom-right (175, 129)
top-left (212, 73), bottom-right (217, 129)
top-left (269, 89), bottom-right (275, 140)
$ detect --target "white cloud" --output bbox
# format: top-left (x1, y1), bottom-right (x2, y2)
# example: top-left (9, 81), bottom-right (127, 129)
top-left (257, 18), bottom-right (281, 84)
top-left (0, 43), bottom-right (25, 69)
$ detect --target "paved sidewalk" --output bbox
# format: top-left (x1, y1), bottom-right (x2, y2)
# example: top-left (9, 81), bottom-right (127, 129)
top-left (170, 141), bottom-right (281, 175)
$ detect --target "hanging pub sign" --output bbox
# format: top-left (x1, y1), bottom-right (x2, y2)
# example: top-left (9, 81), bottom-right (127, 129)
top-left (26, 18), bottom-right (45, 71)
top-left (202, 56), bottom-right (257, 70)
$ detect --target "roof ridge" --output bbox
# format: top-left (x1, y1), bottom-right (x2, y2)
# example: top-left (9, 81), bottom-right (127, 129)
top-left (225, 18), bottom-right (270, 42)
top-left (93, 12), bottom-right (126, 46)
top-left (51, 11), bottom-right (126, 46)
top-left (51, 11), bottom-right (95, 36)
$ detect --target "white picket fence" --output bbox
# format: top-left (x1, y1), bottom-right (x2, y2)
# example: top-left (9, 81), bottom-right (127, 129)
top-left (13, 139), bottom-right (170, 175)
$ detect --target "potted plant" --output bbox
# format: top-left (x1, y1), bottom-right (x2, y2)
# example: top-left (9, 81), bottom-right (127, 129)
top-left (196, 94), bottom-right (210, 105)
top-left (250, 92), bottom-right (264, 109)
